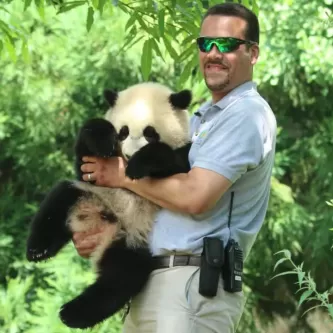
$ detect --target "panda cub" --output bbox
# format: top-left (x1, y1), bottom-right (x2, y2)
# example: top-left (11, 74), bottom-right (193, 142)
top-left (26, 82), bottom-right (192, 329)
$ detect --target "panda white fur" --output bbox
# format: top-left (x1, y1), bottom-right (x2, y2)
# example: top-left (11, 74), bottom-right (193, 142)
top-left (26, 82), bottom-right (192, 329)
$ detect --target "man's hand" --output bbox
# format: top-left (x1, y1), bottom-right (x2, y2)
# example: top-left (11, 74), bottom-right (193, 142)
top-left (72, 228), bottom-right (103, 258)
top-left (72, 224), bottom-right (118, 258)
top-left (81, 156), bottom-right (127, 187)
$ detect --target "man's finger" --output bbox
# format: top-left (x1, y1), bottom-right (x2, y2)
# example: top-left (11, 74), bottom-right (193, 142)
top-left (82, 172), bottom-right (96, 182)
top-left (82, 156), bottom-right (97, 162)
top-left (81, 163), bottom-right (96, 173)
top-left (77, 235), bottom-right (99, 247)
top-left (72, 227), bottom-right (105, 242)
top-left (77, 248), bottom-right (95, 258)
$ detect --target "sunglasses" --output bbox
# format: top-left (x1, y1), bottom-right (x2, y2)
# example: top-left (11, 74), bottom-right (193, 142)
top-left (196, 37), bottom-right (256, 53)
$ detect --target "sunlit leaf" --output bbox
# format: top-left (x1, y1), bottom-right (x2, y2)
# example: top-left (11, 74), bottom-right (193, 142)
top-left (273, 257), bottom-right (289, 272)
top-left (86, 6), bottom-right (94, 32)
top-left (162, 35), bottom-right (178, 59)
top-left (158, 8), bottom-right (164, 36)
top-left (270, 271), bottom-right (298, 280)
top-left (297, 271), bottom-right (305, 286)
top-left (92, 0), bottom-right (99, 10)
top-left (141, 38), bottom-right (152, 81)
top-left (177, 55), bottom-right (196, 88)
top-left (328, 306), bottom-right (333, 320)
top-left (298, 290), bottom-right (313, 306)
top-left (252, 0), bottom-right (259, 17)
top-left (274, 249), bottom-right (292, 259)
top-left (98, 0), bottom-right (107, 15)
top-left (4, 37), bottom-right (16, 62)
top-left (242, 0), bottom-right (251, 8)
top-left (24, 0), bottom-right (33, 11)
top-left (125, 13), bottom-right (137, 31)
top-left (21, 41), bottom-right (30, 64)
top-left (57, 1), bottom-right (86, 14)
top-left (151, 38), bottom-right (165, 62)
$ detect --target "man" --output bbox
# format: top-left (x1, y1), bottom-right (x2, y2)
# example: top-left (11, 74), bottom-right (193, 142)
top-left (74, 3), bottom-right (277, 333)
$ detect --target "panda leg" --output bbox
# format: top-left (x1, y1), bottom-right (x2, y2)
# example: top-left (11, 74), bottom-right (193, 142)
top-left (59, 240), bottom-right (153, 329)
top-left (26, 180), bottom-right (84, 262)
top-left (126, 141), bottom-right (192, 179)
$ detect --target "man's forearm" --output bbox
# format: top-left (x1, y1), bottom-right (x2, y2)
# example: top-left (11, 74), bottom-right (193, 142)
top-left (123, 172), bottom-right (199, 214)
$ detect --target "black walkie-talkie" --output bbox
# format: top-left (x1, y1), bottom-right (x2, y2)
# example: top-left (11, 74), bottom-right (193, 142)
top-left (222, 191), bottom-right (243, 293)
top-left (222, 239), bottom-right (243, 292)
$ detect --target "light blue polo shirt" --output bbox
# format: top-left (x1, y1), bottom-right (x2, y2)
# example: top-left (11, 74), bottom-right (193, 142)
top-left (149, 81), bottom-right (277, 260)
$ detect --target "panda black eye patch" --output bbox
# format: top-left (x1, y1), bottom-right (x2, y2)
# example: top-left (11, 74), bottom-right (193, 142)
top-left (118, 126), bottom-right (129, 141)
top-left (143, 126), bottom-right (160, 143)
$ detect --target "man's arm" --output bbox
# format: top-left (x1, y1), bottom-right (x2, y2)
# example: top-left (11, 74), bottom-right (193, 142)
top-left (82, 103), bottom-right (267, 215)
top-left (122, 103), bottom-right (268, 215)
top-left (123, 167), bottom-right (232, 215)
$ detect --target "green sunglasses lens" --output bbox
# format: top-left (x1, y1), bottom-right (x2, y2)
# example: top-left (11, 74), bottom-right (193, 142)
top-left (197, 37), bottom-right (243, 53)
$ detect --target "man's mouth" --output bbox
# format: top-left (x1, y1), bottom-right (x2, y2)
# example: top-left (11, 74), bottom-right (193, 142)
top-left (205, 63), bottom-right (228, 71)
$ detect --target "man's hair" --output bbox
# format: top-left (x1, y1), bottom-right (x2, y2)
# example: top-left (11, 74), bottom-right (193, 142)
top-left (202, 3), bottom-right (260, 44)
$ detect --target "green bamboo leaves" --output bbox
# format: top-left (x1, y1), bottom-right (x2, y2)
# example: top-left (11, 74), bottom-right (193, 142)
top-left (141, 38), bottom-right (152, 81)
top-left (0, 0), bottom-right (260, 82)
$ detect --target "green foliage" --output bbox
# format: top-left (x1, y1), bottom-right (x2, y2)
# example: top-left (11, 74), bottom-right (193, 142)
top-left (0, 0), bottom-right (260, 84)
top-left (0, 4), bottom-right (183, 332)
top-left (0, 247), bottom-right (124, 332)
top-left (273, 247), bottom-right (333, 322)
top-left (271, 200), bottom-right (333, 328)
top-left (0, 275), bottom-right (33, 332)
top-left (238, 0), bottom-right (333, 330)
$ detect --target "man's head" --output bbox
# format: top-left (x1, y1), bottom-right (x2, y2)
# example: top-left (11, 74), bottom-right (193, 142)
top-left (198, 3), bottom-right (260, 102)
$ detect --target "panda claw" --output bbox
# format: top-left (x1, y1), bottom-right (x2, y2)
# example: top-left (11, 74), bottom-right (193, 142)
top-left (26, 247), bottom-right (51, 262)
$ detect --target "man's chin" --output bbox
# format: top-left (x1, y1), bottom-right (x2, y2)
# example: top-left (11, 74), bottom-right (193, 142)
top-left (205, 79), bottom-right (229, 92)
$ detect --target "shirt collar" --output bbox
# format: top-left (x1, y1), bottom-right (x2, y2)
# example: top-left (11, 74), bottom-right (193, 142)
top-left (195, 81), bottom-right (257, 117)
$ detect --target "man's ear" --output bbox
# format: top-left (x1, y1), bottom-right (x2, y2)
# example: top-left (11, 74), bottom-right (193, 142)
top-left (250, 44), bottom-right (259, 65)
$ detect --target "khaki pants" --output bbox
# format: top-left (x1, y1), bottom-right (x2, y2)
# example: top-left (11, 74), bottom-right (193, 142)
top-left (122, 266), bottom-right (245, 333)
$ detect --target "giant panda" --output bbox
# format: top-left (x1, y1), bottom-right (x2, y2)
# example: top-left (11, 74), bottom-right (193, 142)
top-left (26, 82), bottom-right (192, 329)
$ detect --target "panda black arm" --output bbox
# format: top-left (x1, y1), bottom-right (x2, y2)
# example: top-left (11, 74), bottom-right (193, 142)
top-left (125, 142), bottom-right (191, 179)
top-left (26, 180), bottom-right (84, 262)
top-left (74, 118), bottom-right (120, 180)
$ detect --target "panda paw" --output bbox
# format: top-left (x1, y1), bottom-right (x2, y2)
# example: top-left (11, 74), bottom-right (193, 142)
top-left (59, 297), bottom-right (100, 329)
top-left (75, 118), bottom-right (119, 159)
top-left (26, 237), bottom-right (67, 262)
top-left (125, 160), bottom-right (150, 180)
top-left (125, 143), bottom-right (176, 179)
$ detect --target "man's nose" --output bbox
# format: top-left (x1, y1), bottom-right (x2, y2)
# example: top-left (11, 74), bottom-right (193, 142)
top-left (208, 44), bottom-right (223, 56)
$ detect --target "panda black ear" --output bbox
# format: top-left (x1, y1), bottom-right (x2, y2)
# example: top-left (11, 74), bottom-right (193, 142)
top-left (103, 89), bottom-right (118, 107)
top-left (169, 89), bottom-right (192, 110)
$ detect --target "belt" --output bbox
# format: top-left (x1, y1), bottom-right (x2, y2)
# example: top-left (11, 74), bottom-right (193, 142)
top-left (152, 255), bottom-right (201, 269)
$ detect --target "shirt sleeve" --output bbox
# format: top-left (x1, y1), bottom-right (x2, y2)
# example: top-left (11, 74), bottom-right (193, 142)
top-left (192, 105), bottom-right (267, 183)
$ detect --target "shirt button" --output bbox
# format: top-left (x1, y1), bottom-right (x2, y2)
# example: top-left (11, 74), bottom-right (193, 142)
top-left (200, 119), bottom-right (205, 124)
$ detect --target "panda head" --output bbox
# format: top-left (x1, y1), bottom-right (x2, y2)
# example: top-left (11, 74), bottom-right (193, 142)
top-left (103, 82), bottom-right (192, 160)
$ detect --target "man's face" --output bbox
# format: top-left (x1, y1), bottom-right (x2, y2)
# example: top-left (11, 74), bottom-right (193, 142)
top-left (199, 15), bottom-right (259, 95)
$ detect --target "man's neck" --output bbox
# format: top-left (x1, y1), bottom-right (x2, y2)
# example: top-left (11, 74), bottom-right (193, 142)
top-left (211, 79), bottom-right (252, 104)
top-left (212, 91), bottom-right (230, 104)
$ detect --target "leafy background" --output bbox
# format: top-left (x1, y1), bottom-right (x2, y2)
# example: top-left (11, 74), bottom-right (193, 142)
top-left (0, 0), bottom-right (332, 332)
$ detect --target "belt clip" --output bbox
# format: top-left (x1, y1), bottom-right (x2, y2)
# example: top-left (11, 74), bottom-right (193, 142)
top-left (169, 254), bottom-right (175, 267)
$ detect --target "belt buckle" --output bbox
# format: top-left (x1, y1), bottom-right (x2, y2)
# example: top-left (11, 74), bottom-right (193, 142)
top-left (168, 254), bottom-right (175, 268)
